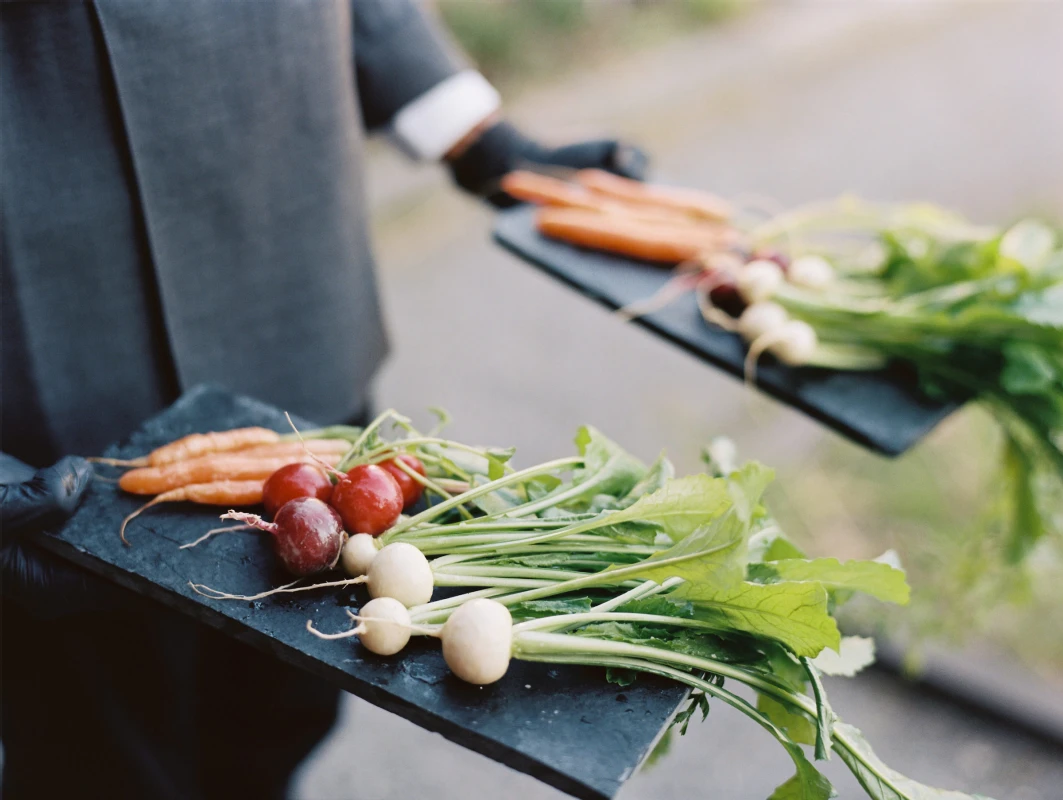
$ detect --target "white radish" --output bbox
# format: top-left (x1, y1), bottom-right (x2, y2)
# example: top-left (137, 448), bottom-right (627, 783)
top-left (355, 597), bottom-right (412, 655)
top-left (737, 302), bottom-right (789, 343)
top-left (341, 533), bottom-right (380, 578)
top-left (441, 598), bottom-right (513, 685)
top-left (788, 255), bottom-right (834, 289)
top-left (736, 259), bottom-right (784, 303)
top-left (367, 542), bottom-right (434, 607)
top-left (769, 320), bottom-right (818, 365)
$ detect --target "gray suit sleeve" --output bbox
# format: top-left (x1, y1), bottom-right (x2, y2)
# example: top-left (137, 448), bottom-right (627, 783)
top-left (352, 0), bottom-right (465, 130)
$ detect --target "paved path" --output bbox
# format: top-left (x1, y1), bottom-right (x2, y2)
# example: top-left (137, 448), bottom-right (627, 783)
top-left (295, 2), bottom-right (1063, 797)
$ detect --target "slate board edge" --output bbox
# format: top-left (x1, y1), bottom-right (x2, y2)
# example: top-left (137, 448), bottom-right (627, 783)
top-left (40, 385), bottom-right (689, 800)
top-left (492, 209), bottom-right (958, 456)
top-left (34, 522), bottom-right (680, 800)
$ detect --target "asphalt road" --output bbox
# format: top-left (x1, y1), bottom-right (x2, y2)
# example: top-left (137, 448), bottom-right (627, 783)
top-left (294, 2), bottom-right (1063, 798)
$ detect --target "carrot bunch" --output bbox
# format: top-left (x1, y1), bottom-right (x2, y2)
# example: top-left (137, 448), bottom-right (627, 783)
top-left (501, 169), bottom-right (737, 263)
top-left (94, 427), bottom-right (350, 544)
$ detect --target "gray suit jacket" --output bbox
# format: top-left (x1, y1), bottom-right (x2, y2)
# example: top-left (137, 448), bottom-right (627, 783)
top-left (2, 0), bottom-right (463, 464)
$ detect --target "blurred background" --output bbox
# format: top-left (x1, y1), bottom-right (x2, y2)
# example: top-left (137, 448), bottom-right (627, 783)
top-left (296, 1), bottom-right (1063, 798)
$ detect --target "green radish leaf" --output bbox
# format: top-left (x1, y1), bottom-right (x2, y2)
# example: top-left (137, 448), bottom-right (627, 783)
top-left (591, 463), bottom-right (771, 544)
top-left (835, 722), bottom-right (996, 799)
top-left (485, 447), bottom-right (516, 481)
top-left (769, 756), bottom-right (837, 800)
top-left (1001, 342), bottom-right (1058, 396)
top-left (523, 474), bottom-right (562, 502)
top-left (616, 452), bottom-right (676, 509)
top-left (749, 530), bottom-right (807, 563)
top-left (998, 219), bottom-right (1056, 274)
top-left (509, 596), bottom-right (594, 621)
top-left (749, 557), bottom-right (910, 606)
top-left (466, 477), bottom-right (525, 515)
top-left (613, 473), bottom-right (734, 540)
top-left (573, 425), bottom-right (647, 500)
top-left (801, 657), bottom-right (835, 761)
top-left (675, 581), bottom-right (841, 658)
top-left (605, 667), bottom-right (638, 687)
top-left (426, 407), bottom-right (452, 436)
top-left (619, 595), bottom-right (693, 619)
top-left (491, 552), bottom-right (579, 568)
top-left (594, 519), bottom-right (663, 545)
top-left (757, 694), bottom-right (817, 747)
top-left (1002, 433), bottom-right (1045, 563)
top-left (601, 513), bottom-right (747, 588)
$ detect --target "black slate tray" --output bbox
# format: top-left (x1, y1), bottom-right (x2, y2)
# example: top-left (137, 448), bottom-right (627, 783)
top-left (493, 205), bottom-right (958, 456)
top-left (41, 385), bottom-right (688, 800)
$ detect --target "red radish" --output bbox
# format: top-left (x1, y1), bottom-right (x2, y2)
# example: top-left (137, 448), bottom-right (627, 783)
top-left (263, 463), bottom-right (334, 517)
top-left (380, 455), bottom-right (427, 509)
top-left (330, 464), bottom-right (403, 536)
top-left (222, 497), bottom-right (345, 576)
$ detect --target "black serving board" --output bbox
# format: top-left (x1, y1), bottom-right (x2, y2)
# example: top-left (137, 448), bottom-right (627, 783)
top-left (493, 205), bottom-right (959, 456)
top-left (40, 385), bottom-right (688, 800)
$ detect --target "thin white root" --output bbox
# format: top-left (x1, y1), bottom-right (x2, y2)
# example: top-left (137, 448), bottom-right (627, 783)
top-left (695, 272), bottom-right (739, 332)
top-left (615, 268), bottom-right (703, 322)
top-left (188, 575), bottom-right (365, 602)
top-left (285, 412), bottom-right (348, 481)
top-left (306, 618), bottom-right (366, 640)
top-left (120, 495), bottom-right (168, 546)
top-left (179, 524), bottom-right (252, 550)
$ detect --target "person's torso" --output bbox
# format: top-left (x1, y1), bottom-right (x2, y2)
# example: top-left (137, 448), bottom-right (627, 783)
top-left (2, 0), bottom-right (386, 464)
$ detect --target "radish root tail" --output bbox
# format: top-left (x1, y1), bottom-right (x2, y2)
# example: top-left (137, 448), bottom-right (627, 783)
top-left (120, 495), bottom-right (168, 546)
top-left (743, 328), bottom-right (790, 386)
top-left (695, 272), bottom-right (739, 332)
top-left (188, 575), bottom-right (366, 602)
top-left (305, 610), bottom-right (440, 640)
top-left (306, 618), bottom-right (366, 640)
top-left (219, 510), bottom-right (276, 534)
top-left (615, 268), bottom-right (703, 322)
top-left (179, 524), bottom-right (253, 550)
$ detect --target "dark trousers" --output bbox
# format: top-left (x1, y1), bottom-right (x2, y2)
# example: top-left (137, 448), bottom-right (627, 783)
top-left (2, 597), bottom-right (341, 800)
top-left (1, 404), bottom-right (373, 799)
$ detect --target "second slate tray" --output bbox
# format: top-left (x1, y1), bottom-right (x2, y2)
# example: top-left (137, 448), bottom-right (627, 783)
top-left (41, 385), bottom-right (688, 800)
top-left (494, 205), bottom-right (959, 456)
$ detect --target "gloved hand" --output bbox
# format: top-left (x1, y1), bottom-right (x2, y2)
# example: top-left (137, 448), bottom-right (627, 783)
top-left (1, 453), bottom-right (118, 618)
top-left (448, 120), bottom-right (649, 207)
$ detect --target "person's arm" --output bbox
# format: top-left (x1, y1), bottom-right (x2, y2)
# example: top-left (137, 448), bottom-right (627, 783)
top-left (351, 0), bottom-right (648, 203)
top-left (352, 0), bottom-right (499, 160)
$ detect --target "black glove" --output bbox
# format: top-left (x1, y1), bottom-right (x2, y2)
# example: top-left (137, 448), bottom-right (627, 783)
top-left (1, 453), bottom-right (119, 618)
top-left (449, 120), bottom-right (649, 207)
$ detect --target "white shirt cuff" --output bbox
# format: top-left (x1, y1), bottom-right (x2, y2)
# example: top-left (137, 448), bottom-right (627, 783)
top-left (391, 70), bottom-right (502, 161)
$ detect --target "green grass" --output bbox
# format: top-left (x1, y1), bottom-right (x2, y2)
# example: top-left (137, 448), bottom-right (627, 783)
top-left (438, 0), bottom-right (747, 94)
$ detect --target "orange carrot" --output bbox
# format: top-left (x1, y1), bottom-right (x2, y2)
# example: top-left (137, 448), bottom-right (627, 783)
top-left (575, 169), bottom-right (732, 221)
top-left (120, 479), bottom-right (265, 545)
top-left (536, 207), bottom-right (733, 264)
top-left (145, 427), bottom-right (281, 467)
top-left (118, 453), bottom-right (342, 495)
top-left (231, 439), bottom-right (350, 460)
top-left (501, 170), bottom-right (706, 225)
top-left (501, 171), bottom-right (603, 210)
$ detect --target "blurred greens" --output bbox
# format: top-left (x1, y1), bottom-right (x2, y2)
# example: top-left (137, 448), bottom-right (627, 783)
top-left (768, 407), bottom-right (1063, 674)
top-left (437, 0), bottom-right (746, 93)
